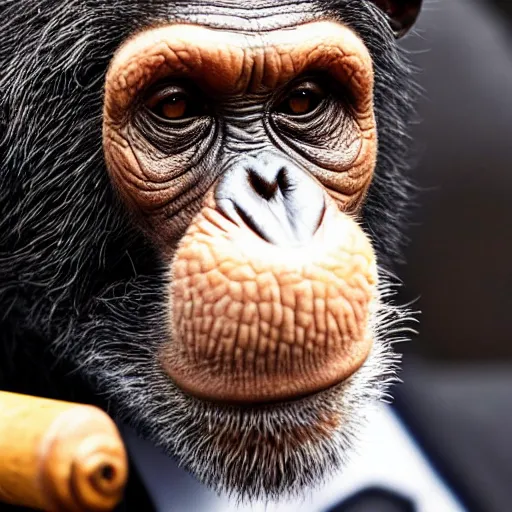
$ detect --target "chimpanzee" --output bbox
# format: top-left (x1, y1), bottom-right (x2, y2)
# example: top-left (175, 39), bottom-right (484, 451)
top-left (0, 0), bottom-right (422, 505)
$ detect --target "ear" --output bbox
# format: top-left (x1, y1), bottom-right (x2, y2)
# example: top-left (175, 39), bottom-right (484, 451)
top-left (368, 0), bottom-right (423, 38)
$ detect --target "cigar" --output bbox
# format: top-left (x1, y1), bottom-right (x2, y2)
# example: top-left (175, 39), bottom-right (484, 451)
top-left (0, 391), bottom-right (128, 511)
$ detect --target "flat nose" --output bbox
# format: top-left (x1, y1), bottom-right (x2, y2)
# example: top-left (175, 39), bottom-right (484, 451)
top-left (215, 155), bottom-right (325, 246)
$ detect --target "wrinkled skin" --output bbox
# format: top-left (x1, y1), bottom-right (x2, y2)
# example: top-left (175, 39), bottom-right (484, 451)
top-left (0, 0), bottom-right (418, 502)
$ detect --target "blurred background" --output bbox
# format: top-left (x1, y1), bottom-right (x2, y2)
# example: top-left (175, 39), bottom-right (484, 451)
top-left (392, 0), bottom-right (512, 510)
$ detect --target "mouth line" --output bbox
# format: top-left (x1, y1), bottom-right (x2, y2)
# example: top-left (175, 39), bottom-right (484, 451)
top-left (182, 372), bottom-right (351, 411)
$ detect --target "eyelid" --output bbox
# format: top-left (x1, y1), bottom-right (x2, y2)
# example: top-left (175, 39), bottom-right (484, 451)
top-left (145, 85), bottom-right (189, 109)
top-left (290, 81), bottom-right (325, 94)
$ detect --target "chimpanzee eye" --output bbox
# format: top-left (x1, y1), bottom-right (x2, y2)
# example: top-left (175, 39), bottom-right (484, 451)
top-left (145, 85), bottom-right (205, 121)
top-left (278, 82), bottom-right (326, 116)
top-left (156, 94), bottom-right (188, 120)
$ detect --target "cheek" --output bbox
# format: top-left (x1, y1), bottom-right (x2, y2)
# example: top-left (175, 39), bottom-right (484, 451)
top-left (103, 124), bottom-right (221, 245)
top-left (320, 127), bottom-right (378, 212)
top-left (160, 199), bottom-right (377, 404)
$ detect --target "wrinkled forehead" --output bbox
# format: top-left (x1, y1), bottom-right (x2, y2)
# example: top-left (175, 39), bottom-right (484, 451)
top-left (105, 21), bottom-right (373, 116)
top-left (141, 0), bottom-right (323, 32)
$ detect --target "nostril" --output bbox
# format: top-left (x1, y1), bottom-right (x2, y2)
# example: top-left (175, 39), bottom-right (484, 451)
top-left (247, 168), bottom-right (278, 201)
top-left (315, 202), bottom-right (327, 232)
top-left (276, 167), bottom-right (293, 196)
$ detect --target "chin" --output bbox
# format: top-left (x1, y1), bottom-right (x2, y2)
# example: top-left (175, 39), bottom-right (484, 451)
top-left (117, 271), bottom-right (407, 501)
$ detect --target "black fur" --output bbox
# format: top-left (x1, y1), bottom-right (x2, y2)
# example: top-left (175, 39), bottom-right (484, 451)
top-left (0, 0), bottom-right (417, 504)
